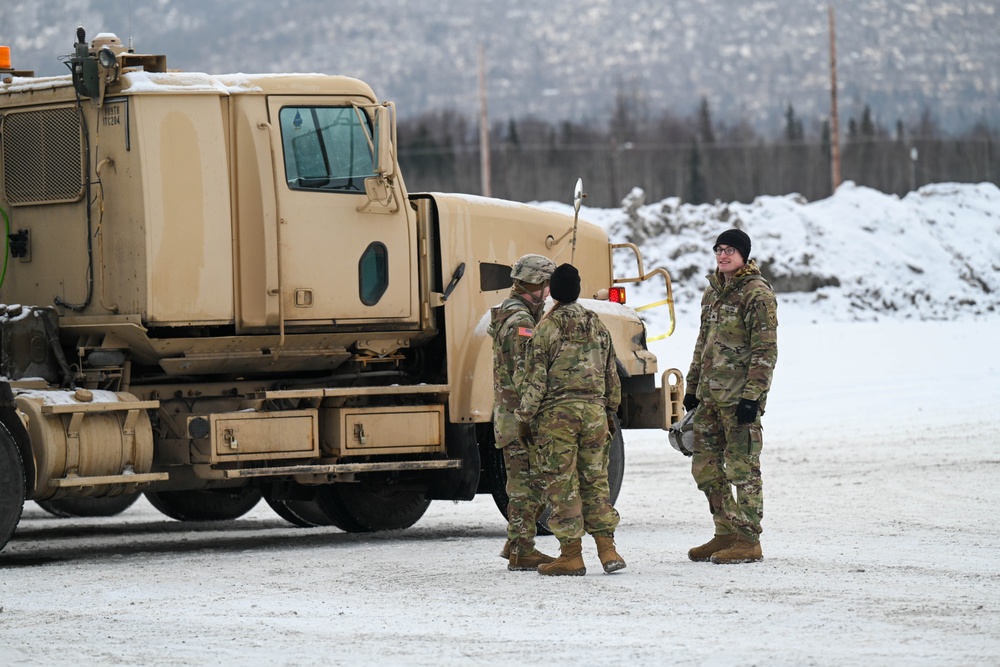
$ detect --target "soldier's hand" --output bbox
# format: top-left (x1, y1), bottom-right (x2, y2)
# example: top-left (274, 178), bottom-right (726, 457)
top-left (735, 398), bottom-right (760, 425)
top-left (517, 420), bottom-right (532, 444)
top-left (607, 410), bottom-right (617, 438)
top-left (683, 393), bottom-right (700, 412)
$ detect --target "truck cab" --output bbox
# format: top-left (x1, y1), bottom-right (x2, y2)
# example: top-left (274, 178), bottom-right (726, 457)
top-left (0, 29), bottom-right (683, 551)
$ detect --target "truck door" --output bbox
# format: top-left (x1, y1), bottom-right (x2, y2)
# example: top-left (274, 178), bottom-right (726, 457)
top-left (263, 97), bottom-right (417, 327)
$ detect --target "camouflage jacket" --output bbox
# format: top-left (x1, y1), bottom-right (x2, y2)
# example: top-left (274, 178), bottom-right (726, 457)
top-left (515, 301), bottom-right (622, 423)
top-left (488, 294), bottom-right (540, 413)
top-left (686, 259), bottom-right (778, 408)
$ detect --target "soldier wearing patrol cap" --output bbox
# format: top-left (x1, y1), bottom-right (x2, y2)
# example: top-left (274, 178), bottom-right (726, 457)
top-left (684, 228), bottom-right (778, 564)
top-left (487, 253), bottom-right (558, 571)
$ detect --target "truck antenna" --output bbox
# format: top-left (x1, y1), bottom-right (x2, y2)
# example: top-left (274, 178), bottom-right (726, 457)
top-left (570, 178), bottom-right (585, 264)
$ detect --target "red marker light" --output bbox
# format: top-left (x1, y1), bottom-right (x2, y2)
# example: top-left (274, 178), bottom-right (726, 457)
top-left (608, 286), bottom-right (626, 304)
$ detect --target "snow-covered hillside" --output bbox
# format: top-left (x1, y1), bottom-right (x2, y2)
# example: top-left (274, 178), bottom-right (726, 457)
top-left (4, 0), bottom-right (999, 133)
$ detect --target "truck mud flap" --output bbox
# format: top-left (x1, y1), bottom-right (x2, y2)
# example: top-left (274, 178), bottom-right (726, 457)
top-left (425, 422), bottom-right (479, 501)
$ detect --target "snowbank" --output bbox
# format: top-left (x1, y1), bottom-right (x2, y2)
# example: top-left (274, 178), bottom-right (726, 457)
top-left (542, 181), bottom-right (1000, 326)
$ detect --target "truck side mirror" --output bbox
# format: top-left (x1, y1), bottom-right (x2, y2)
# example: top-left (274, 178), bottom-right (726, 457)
top-left (374, 106), bottom-right (395, 179)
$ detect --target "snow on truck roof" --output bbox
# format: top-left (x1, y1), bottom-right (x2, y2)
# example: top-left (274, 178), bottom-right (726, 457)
top-left (1, 69), bottom-right (378, 99)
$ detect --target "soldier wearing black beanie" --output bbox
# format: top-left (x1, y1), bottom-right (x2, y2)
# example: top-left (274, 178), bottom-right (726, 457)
top-left (683, 225), bottom-right (778, 565)
top-left (549, 263), bottom-right (581, 303)
top-left (714, 229), bottom-right (751, 260)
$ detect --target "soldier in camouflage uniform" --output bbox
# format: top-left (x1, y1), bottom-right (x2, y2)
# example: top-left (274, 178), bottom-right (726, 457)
top-left (488, 253), bottom-right (557, 571)
top-left (515, 263), bottom-right (625, 576)
top-left (683, 229), bottom-right (778, 564)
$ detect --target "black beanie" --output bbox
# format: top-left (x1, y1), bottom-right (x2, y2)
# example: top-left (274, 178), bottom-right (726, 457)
top-left (714, 229), bottom-right (751, 260)
top-left (549, 263), bottom-right (581, 303)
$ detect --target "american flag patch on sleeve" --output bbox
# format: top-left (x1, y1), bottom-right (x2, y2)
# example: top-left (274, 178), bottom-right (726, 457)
top-left (517, 326), bottom-right (533, 337)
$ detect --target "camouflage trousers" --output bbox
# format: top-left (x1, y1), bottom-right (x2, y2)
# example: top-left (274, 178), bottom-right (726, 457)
top-left (494, 409), bottom-right (547, 552)
top-left (531, 401), bottom-right (619, 545)
top-left (690, 400), bottom-right (764, 543)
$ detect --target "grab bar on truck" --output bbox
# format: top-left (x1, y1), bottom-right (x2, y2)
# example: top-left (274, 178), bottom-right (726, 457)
top-left (611, 242), bottom-right (676, 341)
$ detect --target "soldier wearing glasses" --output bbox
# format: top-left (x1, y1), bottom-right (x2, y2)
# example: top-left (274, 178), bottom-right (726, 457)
top-left (683, 229), bottom-right (778, 564)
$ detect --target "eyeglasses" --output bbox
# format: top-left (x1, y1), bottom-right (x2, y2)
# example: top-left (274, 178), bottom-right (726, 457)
top-left (713, 246), bottom-right (738, 256)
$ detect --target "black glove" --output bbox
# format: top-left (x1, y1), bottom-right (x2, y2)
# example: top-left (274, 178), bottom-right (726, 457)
top-left (517, 420), bottom-right (533, 444)
top-left (735, 398), bottom-right (760, 425)
top-left (683, 393), bottom-right (700, 412)
top-left (607, 410), bottom-right (617, 438)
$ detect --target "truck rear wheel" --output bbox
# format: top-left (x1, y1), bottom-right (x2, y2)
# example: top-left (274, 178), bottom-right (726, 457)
top-left (145, 487), bottom-right (262, 522)
top-left (315, 482), bottom-right (430, 532)
top-left (0, 426), bottom-right (25, 551)
top-left (36, 494), bottom-right (140, 518)
top-left (483, 414), bottom-right (625, 535)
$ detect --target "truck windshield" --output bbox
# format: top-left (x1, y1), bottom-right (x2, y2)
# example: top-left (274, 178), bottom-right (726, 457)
top-left (279, 106), bottom-right (375, 192)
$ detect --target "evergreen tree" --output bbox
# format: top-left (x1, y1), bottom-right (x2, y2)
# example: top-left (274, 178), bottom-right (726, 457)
top-left (697, 96), bottom-right (716, 144)
top-left (784, 103), bottom-right (803, 142)
top-left (507, 119), bottom-right (520, 147)
top-left (688, 142), bottom-right (707, 204)
top-left (860, 105), bottom-right (876, 139)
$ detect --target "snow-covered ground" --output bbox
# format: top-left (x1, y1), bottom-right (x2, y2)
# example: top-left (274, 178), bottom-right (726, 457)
top-left (2, 183), bottom-right (999, 666)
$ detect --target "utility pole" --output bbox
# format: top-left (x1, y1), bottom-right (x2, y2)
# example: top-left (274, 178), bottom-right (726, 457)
top-left (828, 5), bottom-right (841, 193)
top-left (477, 44), bottom-right (492, 197)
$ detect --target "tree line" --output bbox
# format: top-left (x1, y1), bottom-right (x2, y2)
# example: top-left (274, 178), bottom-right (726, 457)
top-left (396, 96), bottom-right (999, 208)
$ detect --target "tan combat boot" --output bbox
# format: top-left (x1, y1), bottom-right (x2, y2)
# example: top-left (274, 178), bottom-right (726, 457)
top-left (594, 534), bottom-right (626, 573)
top-left (710, 538), bottom-right (763, 564)
top-left (537, 538), bottom-right (586, 576)
top-left (499, 540), bottom-right (511, 560)
top-left (508, 547), bottom-right (556, 571)
top-left (687, 534), bottom-right (737, 562)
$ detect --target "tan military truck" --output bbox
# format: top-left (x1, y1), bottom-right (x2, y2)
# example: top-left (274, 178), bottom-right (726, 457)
top-left (0, 28), bottom-right (683, 551)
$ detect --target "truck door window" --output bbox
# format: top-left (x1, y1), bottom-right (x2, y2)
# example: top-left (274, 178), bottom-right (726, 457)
top-left (279, 106), bottom-right (375, 192)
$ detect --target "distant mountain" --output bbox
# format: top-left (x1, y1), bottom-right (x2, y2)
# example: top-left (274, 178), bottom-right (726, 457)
top-left (4, 0), bottom-right (997, 135)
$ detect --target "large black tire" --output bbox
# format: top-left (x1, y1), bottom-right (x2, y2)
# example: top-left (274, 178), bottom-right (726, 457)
top-left (36, 494), bottom-right (140, 518)
top-left (264, 491), bottom-right (335, 528)
top-left (315, 482), bottom-right (430, 532)
top-left (312, 486), bottom-right (368, 532)
top-left (144, 486), bottom-right (262, 522)
top-left (484, 414), bottom-right (625, 535)
top-left (607, 415), bottom-right (626, 505)
top-left (0, 426), bottom-right (25, 551)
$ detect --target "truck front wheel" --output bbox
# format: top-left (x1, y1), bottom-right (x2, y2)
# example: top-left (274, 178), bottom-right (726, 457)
top-left (0, 426), bottom-right (25, 551)
top-left (482, 414), bottom-right (626, 535)
top-left (145, 487), bottom-right (262, 522)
